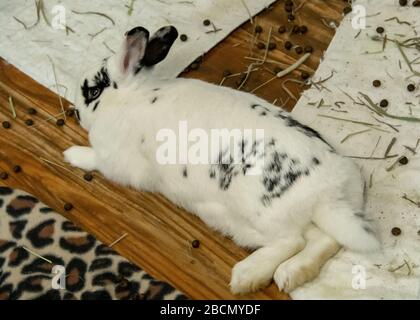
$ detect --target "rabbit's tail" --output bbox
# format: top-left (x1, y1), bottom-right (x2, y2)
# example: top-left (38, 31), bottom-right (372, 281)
top-left (312, 202), bottom-right (380, 253)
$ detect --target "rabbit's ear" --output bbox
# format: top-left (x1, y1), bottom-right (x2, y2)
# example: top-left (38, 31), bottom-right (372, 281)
top-left (142, 26), bottom-right (178, 67)
top-left (121, 26), bottom-right (150, 75)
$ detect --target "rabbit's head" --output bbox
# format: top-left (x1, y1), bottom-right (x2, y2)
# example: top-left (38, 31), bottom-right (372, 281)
top-left (74, 25), bottom-right (178, 130)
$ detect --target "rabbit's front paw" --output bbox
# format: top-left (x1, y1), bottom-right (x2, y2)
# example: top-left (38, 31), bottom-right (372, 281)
top-left (63, 146), bottom-right (97, 171)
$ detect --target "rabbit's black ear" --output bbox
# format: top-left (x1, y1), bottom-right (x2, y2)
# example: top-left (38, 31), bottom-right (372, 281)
top-left (142, 26), bottom-right (178, 67)
top-left (122, 26), bottom-right (150, 75)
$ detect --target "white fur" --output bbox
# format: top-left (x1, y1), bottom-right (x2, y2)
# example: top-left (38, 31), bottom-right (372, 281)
top-left (64, 30), bottom-right (380, 294)
top-left (274, 224), bottom-right (341, 292)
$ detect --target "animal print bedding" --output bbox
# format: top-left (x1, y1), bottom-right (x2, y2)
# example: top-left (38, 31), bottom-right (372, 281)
top-left (0, 187), bottom-right (187, 300)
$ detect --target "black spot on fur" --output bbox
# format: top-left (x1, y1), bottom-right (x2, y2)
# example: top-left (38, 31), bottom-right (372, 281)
top-left (81, 67), bottom-right (110, 106)
top-left (182, 167), bottom-right (188, 178)
top-left (113, 82), bottom-right (118, 89)
top-left (251, 103), bottom-right (269, 113)
top-left (261, 151), bottom-right (309, 206)
top-left (213, 153), bottom-right (236, 190)
top-left (312, 157), bottom-right (320, 165)
top-left (286, 119), bottom-right (330, 146)
top-left (93, 101), bottom-right (100, 112)
top-left (276, 112), bottom-right (332, 148)
top-left (284, 171), bottom-right (302, 187)
top-left (355, 212), bottom-right (365, 218)
top-left (363, 225), bottom-right (375, 235)
top-left (209, 139), bottom-right (266, 190)
top-left (151, 97), bottom-right (158, 104)
top-left (209, 168), bottom-right (216, 179)
top-left (153, 88), bottom-right (160, 91)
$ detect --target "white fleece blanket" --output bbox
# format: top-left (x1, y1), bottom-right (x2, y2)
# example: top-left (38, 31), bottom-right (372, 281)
top-left (291, 0), bottom-right (420, 300)
top-left (0, 0), bottom-right (275, 103)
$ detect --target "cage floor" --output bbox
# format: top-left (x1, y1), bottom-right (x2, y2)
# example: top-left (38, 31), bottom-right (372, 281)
top-left (0, 0), bottom-right (345, 299)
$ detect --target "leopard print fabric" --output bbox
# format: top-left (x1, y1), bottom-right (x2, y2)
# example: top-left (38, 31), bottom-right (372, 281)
top-left (0, 187), bottom-right (187, 300)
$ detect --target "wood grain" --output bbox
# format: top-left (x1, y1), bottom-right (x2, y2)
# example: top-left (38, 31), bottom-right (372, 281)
top-left (0, 60), bottom-right (288, 300)
top-left (0, 0), bottom-right (346, 299)
top-left (182, 0), bottom-right (346, 111)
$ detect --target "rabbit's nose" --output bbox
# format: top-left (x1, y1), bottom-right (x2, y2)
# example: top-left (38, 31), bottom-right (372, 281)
top-left (75, 109), bottom-right (81, 121)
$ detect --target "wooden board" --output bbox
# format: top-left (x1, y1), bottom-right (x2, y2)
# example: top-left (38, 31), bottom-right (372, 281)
top-left (183, 0), bottom-right (347, 111)
top-left (0, 0), bottom-right (346, 299)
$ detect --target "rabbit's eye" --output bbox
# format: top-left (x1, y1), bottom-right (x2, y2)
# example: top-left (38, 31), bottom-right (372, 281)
top-left (89, 87), bottom-right (101, 100)
top-left (89, 88), bottom-right (99, 99)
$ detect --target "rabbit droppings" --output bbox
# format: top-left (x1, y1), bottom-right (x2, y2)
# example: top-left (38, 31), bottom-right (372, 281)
top-left (64, 26), bottom-right (380, 294)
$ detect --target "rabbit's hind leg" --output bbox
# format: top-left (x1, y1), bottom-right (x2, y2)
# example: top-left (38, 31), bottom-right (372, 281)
top-left (230, 234), bottom-right (305, 295)
top-left (274, 224), bottom-right (340, 293)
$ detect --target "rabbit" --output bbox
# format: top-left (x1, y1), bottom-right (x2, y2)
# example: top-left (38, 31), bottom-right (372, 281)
top-left (64, 25), bottom-right (380, 294)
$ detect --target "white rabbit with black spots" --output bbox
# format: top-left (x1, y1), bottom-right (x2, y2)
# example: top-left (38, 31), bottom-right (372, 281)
top-left (64, 26), bottom-right (380, 294)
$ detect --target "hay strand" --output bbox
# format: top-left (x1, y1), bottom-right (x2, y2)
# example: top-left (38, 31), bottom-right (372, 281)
top-left (72, 10), bottom-right (115, 26)
top-left (8, 96), bottom-right (16, 119)
top-left (47, 55), bottom-right (66, 120)
top-left (109, 233), bottom-right (128, 247)
top-left (21, 246), bottom-right (52, 264)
